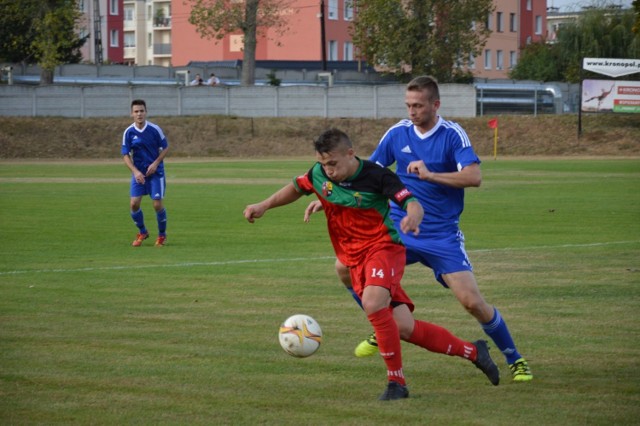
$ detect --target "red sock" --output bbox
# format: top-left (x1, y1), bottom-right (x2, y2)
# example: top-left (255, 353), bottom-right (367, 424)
top-left (368, 307), bottom-right (405, 385)
top-left (407, 320), bottom-right (478, 361)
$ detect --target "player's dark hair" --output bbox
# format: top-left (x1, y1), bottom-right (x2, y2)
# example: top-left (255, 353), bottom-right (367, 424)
top-left (314, 128), bottom-right (352, 154)
top-left (131, 99), bottom-right (147, 110)
top-left (407, 76), bottom-right (440, 102)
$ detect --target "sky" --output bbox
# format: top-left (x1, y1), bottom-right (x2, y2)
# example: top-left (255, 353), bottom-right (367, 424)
top-left (546, 0), bottom-right (634, 12)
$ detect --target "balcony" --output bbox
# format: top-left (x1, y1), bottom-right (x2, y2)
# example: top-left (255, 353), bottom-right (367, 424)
top-left (154, 17), bottom-right (171, 28)
top-left (153, 43), bottom-right (171, 56)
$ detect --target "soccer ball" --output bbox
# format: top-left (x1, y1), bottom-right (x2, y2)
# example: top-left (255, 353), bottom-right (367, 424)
top-left (278, 314), bottom-right (323, 358)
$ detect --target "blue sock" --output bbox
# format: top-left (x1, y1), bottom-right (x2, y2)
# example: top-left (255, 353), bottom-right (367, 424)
top-left (481, 307), bottom-right (522, 364)
top-left (131, 209), bottom-right (147, 234)
top-left (156, 208), bottom-right (167, 236)
top-left (347, 286), bottom-right (363, 309)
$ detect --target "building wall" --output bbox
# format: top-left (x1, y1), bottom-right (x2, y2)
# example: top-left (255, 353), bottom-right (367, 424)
top-left (89, 0), bottom-right (550, 79)
top-left (475, 0), bottom-right (519, 79)
top-left (171, 0), bottom-right (354, 66)
top-left (79, 0), bottom-right (123, 64)
top-left (106, 0), bottom-right (124, 63)
top-left (520, 0), bottom-right (547, 46)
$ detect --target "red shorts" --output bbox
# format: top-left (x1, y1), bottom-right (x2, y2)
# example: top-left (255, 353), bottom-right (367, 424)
top-left (348, 243), bottom-right (415, 312)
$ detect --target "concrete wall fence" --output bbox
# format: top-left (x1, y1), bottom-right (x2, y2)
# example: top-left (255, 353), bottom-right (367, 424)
top-left (0, 84), bottom-right (477, 119)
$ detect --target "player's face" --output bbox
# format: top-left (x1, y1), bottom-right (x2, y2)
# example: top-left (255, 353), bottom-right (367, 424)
top-left (131, 104), bottom-right (147, 127)
top-left (405, 89), bottom-right (440, 132)
top-left (316, 148), bottom-right (356, 183)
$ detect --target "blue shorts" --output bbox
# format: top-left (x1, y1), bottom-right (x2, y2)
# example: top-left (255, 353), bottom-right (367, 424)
top-left (130, 174), bottom-right (166, 200)
top-left (400, 229), bottom-right (473, 288)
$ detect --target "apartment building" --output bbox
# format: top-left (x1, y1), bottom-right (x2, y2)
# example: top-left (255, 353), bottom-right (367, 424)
top-left (122, 0), bottom-right (172, 66)
top-left (78, 0), bottom-right (124, 64)
top-left (170, 0), bottom-right (354, 65)
top-left (81, 0), bottom-right (546, 79)
top-left (474, 0), bottom-right (546, 79)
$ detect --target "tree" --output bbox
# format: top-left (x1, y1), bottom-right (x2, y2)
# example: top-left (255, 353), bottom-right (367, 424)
top-left (349, 0), bottom-right (494, 83)
top-left (632, 0), bottom-right (639, 34)
top-left (508, 42), bottom-right (561, 82)
top-left (187, 0), bottom-right (295, 86)
top-left (0, 0), bottom-right (86, 84)
top-left (510, 6), bottom-right (640, 83)
top-left (555, 7), bottom-right (640, 82)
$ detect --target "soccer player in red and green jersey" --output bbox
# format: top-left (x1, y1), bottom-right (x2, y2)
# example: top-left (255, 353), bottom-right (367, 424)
top-left (243, 128), bottom-right (499, 401)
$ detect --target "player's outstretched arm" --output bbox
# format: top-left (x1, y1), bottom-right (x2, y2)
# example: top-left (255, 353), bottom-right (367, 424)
top-left (244, 183), bottom-right (303, 223)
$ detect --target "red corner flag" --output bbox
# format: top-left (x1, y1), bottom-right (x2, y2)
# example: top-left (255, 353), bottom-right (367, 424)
top-left (487, 118), bottom-right (498, 129)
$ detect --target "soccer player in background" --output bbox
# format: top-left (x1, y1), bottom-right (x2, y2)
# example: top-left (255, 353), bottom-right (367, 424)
top-left (244, 128), bottom-right (499, 401)
top-left (305, 76), bottom-right (532, 382)
top-left (121, 99), bottom-right (169, 247)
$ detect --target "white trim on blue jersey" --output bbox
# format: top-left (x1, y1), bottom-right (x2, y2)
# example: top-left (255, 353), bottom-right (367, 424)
top-left (121, 121), bottom-right (168, 177)
top-left (369, 116), bottom-right (480, 233)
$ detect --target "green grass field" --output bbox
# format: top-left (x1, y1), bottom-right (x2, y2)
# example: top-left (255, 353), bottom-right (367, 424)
top-left (1, 158), bottom-right (639, 425)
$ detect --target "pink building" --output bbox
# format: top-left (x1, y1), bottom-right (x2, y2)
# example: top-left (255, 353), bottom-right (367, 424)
top-left (171, 0), bottom-right (354, 66)
top-left (473, 0), bottom-right (546, 79)
top-left (89, 0), bottom-right (546, 79)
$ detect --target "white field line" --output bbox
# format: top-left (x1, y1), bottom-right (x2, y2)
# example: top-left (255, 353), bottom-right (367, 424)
top-left (0, 240), bottom-right (637, 277)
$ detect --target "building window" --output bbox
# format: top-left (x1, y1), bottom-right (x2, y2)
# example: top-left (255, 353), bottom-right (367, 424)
top-left (485, 13), bottom-right (492, 30)
top-left (328, 40), bottom-right (338, 60)
top-left (535, 16), bottom-right (542, 35)
top-left (124, 33), bottom-right (135, 48)
top-left (496, 50), bottom-right (503, 70)
top-left (510, 13), bottom-right (516, 32)
top-left (328, 0), bottom-right (338, 20)
top-left (230, 35), bottom-right (243, 52)
top-left (125, 6), bottom-right (134, 21)
top-left (148, 33), bottom-right (152, 47)
top-left (344, 1), bottom-right (354, 21)
top-left (484, 49), bottom-right (491, 69)
top-left (110, 29), bottom-right (119, 47)
top-left (527, 0), bottom-right (532, 11)
top-left (509, 51), bottom-right (517, 68)
top-left (497, 12), bottom-right (503, 32)
top-left (110, 0), bottom-right (118, 15)
top-left (469, 53), bottom-right (475, 70)
top-left (344, 42), bottom-right (353, 60)
top-left (148, 5), bottom-right (152, 19)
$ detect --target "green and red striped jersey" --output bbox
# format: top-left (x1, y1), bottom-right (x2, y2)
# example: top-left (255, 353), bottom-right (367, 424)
top-left (294, 158), bottom-right (416, 267)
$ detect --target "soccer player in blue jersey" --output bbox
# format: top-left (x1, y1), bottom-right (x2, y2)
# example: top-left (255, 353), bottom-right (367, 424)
top-left (121, 99), bottom-right (169, 247)
top-left (305, 76), bottom-right (532, 382)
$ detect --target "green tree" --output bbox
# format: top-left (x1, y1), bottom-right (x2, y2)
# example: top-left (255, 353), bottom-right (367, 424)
top-left (0, 0), bottom-right (86, 84)
top-left (349, 0), bottom-right (494, 83)
top-left (556, 7), bottom-right (640, 82)
top-left (187, 0), bottom-right (295, 86)
top-left (511, 6), bottom-right (640, 83)
top-left (633, 0), bottom-right (640, 34)
top-left (509, 42), bottom-right (561, 81)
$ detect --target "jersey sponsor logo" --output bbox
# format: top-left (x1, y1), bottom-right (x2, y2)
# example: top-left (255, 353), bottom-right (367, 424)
top-left (394, 188), bottom-right (411, 201)
top-left (322, 181), bottom-right (333, 197)
top-left (401, 145), bottom-right (412, 153)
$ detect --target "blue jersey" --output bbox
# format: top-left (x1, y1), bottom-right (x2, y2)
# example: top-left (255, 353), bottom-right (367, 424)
top-left (121, 121), bottom-right (168, 177)
top-left (369, 117), bottom-right (480, 234)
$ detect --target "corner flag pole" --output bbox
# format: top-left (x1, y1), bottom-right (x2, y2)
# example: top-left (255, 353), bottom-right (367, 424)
top-left (488, 118), bottom-right (498, 160)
